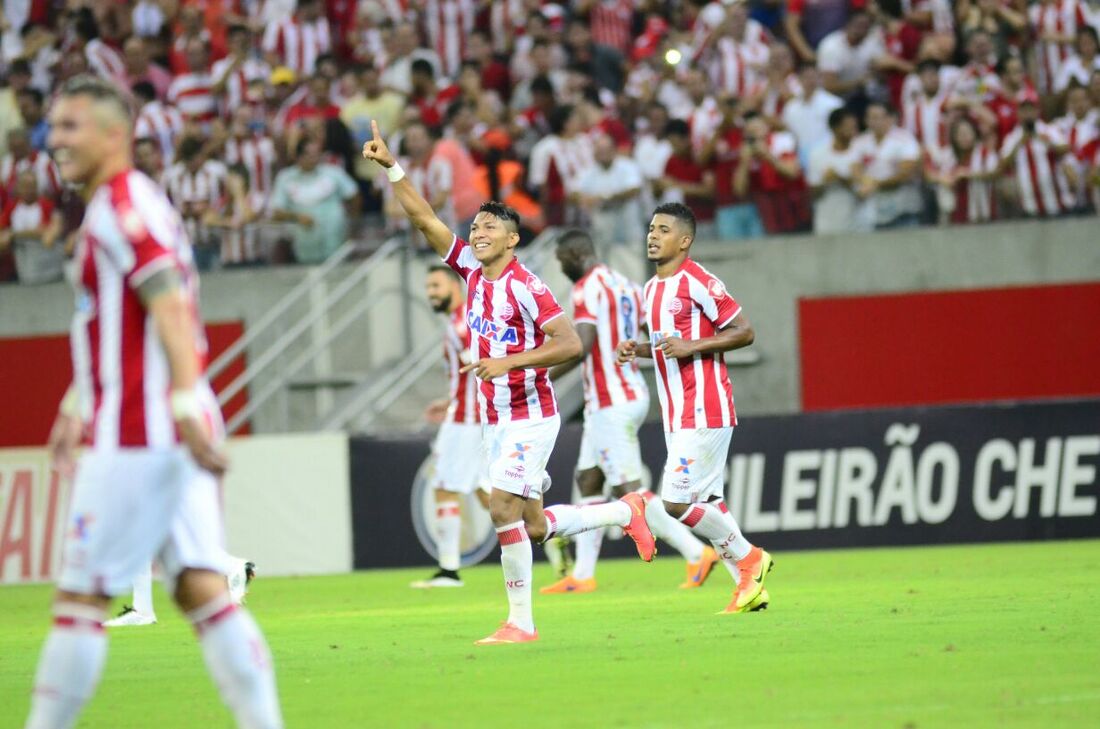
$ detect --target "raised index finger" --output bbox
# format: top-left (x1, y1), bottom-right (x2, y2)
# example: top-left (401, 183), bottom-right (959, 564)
top-left (370, 119), bottom-right (381, 141)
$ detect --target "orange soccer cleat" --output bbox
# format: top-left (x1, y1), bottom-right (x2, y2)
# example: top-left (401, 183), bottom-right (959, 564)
top-left (620, 492), bottom-right (656, 562)
top-left (539, 576), bottom-right (597, 594)
top-left (679, 546), bottom-right (719, 589)
top-left (474, 622), bottom-right (540, 646)
top-left (721, 547), bottom-right (774, 613)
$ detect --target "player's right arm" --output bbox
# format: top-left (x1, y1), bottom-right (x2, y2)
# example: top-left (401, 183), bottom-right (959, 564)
top-left (548, 322), bottom-right (596, 380)
top-left (616, 330), bottom-right (653, 364)
top-left (47, 384), bottom-right (83, 478)
top-left (362, 120), bottom-right (454, 257)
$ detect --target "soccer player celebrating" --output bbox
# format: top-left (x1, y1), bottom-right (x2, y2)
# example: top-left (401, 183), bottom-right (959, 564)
top-left (617, 203), bottom-right (773, 614)
top-left (412, 264), bottom-right (492, 588)
top-left (544, 230), bottom-right (719, 594)
top-left (364, 121), bottom-right (656, 645)
top-left (25, 76), bottom-right (282, 728)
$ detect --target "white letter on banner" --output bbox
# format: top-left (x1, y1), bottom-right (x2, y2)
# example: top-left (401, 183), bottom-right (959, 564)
top-left (834, 447), bottom-right (877, 528)
top-left (916, 443), bottom-right (960, 524)
top-left (780, 451), bottom-right (819, 531)
top-left (1059, 436), bottom-right (1099, 517)
top-left (974, 439), bottom-right (1016, 521)
top-left (874, 424), bottom-right (920, 526)
top-left (743, 454), bottom-right (779, 531)
top-left (817, 449), bottom-right (838, 529)
top-left (1013, 438), bottom-right (1061, 518)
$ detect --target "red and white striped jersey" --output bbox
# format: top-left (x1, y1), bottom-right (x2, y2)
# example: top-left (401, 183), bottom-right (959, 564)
top-left (903, 88), bottom-right (950, 156)
top-left (422, 0), bottom-right (476, 79)
top-left (571, 264), bottom-right (648, 413)
top-left (84, 38), bottom-right (127, 83)
top-left (709, 36), bottom-right (769, 98)
top-left (71, 169), bottom-right (206, 448)
top-left (210, 56), bottom-right (271, 112)
top-left (488, 0), bottom-right (525, 54)
top-left (688, 97), bottom-right (723, 156)
top-left (262, 15), bottom-right (332, 76)
top-left (224, 134), bottom-right (277, 208)
top-left (2, 197), bottom-right (54, 231)
top-left (589, 0), bottom-right (635, 55)
top-left (166, 71), bottom-right (217, 123)
top-left (750, 75), bottom-right (803, 120)
top-left (935, 145), bottom-right (999, 223)
top-left (1055, 110), bottom-right (1100, 156)
top-left (444, 236), bottom-right (564, 425)
top-left (134, 101), bottom-right (185, 167)
top-left (162, 160), bottom-right (228, 243)
top-left (528, 134), bottom-right (596, 197)
top-left (1000, 122), bottom-right (1076, 216)
top-left (443, 303), bottom-right (479, 424)
top-left (0, 150), bottom-right (60, 199)
top-left (1029, 0), bottom-right (1096, 95)
top-left (643, 258), bottom-right (740, 432)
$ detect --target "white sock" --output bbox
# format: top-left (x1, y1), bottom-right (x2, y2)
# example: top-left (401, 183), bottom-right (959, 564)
top-left (26, 602), bottom-right (109, 729)
top-left (678, 501), bottom-right (752, 581)
top-left (190, 595), bottom-right (283, 729)
top-left (571, 496), bottom-right (606, 580)
top-left (132, 564), bottom-right (156, 617)
top-left (496, 521), bottom-right (534, 633)
top-left (435, 502), bottom-right (462, 572)
top-left (544, 500), bottom-right (630, 538)
top-left (641, 492), bottom-right (704, 562)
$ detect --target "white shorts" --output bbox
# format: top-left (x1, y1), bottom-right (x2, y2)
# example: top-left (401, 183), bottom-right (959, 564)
top-left (432, 421), bottom-right (489, 494)
top-left (58, 447), bottom-right (230, 597)
top-left (660, 427), bottom-right (734, 505)
top-left (481, 415), bottom-right (560, 499)
top-left (576, 397), bottom-right (649, 487)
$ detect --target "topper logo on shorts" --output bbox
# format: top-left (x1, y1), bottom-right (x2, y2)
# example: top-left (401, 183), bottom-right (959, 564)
top-left (509, 443), bottom-right (531, 461)
top-left (467, 310), bottom-right (518, 344)
top-left (674, 458), bottom-right (694, 474)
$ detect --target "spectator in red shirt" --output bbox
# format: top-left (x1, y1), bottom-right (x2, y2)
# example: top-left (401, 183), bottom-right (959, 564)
top-left (283, 75), bottom-right (342, 157)
top-left (656, 118), bottom-right (716, 231)
top-left (465, 29), bottom-right (512, 103)
top-left (411, 58), bottom-right (461, 130)
top-left (701, 98), bottom-right (765, 240)
top-left (734, 112), bottom-right (809, 234)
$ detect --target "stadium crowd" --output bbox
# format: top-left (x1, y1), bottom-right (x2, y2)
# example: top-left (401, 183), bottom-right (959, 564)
top-left (2, 0), bottom-right (1100, 284)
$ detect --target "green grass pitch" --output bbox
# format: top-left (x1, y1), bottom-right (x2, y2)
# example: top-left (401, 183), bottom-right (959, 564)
top-left (2, 540), bottom-right (1099, 728)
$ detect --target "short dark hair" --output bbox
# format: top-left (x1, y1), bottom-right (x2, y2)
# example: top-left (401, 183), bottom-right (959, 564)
top-left (411, 58), bottom-right (435, 77)
top-left (663, 118), bottom-right (690, 137)
top-left (866, 99), bottom-right (895, 116)
top-left (16, 87), bottom-right (43, 105)
top-left (131, 81), bottom-right (156, 103)
top-left (556, 228), bottom-right (595, 256)
top-left (428, 263), bottom-right (463, 282)
top-left (652, 202), bottom-right (696, 239)
top-left (227, 24), bottom-right (249, 38)
top-left (548, 104), bottom-right (574, 135)
top-left (477, 200), bottom-right (521, 233)
top-left (916, 58), bottom-right (941, 74)
top-left (530, 75), bottom-right (555, 97)
top-left (828, 106), bottom-right (856, 130)
top-left (59, 74), bottom-right (133, 124)
top-left (134, 135), bottom-right (157, 149)
top-left (177, 135), bottom-right (203, 161)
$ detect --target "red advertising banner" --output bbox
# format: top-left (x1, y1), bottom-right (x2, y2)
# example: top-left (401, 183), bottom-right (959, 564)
top-left (0, 322), bottom-right (248, 448)
top-left (799, 283), bottom-right (1100, 412)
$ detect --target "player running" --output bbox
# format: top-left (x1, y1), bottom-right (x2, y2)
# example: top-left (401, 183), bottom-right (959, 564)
top-left (25, 76), bottom-right (282, 729)
top-left (364, 121), bottom-right (656, 645)
top-left (411, 264), bottom-right (492, 588)
top-left (617, 203), bottom-right (773, 614)
top-left (543, 230), bottom-right (718, 594)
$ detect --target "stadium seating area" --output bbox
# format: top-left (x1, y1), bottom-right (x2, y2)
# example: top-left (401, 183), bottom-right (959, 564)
top-left (2, 0), bottom-right (1100, 283)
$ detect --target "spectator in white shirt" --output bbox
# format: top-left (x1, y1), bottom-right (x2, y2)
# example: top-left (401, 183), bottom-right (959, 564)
top-left (808, 107), bottom-right (875, 234)
top-left (782, 62), bottom-right (844, 167)
top-left (573, 133), bottom-right (646, 250)
top-left (852, 100), bottom-right (924, 229)
top-left (817, 10), bottom-right (886, 104)
top-left (1054, 26), bottom-right (1100, 93)
top-left (1056, 82), bottom-right (1099, 202)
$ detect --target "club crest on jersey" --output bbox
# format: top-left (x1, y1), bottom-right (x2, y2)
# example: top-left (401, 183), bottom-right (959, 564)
top-left (527, 276), bottom-right (547, 295)
top-left (467, 310), bottom-right (518, 344)
top-left (120, 207), bottom-right (147, 240)
top-left (667, 298), bottom-right (684, 314)
top-left (708, 279), bottom-right (726, 298)
top-left (500, 302), bottom-right (515, 320)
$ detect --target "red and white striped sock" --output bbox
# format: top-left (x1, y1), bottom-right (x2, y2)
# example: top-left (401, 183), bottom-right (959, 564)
top-left (571, 496), bottom-right (607, 580)
top-left (189, 594), bottom-right (284, 729)
top-left (544, 500), bottom-right (631, 539)
top-left (678, 501), bottom-right (752, 581)
top-left (26, 602), bottom-right (109, 729)
top-left (496, 521), bottom-right (534, 633)
top-left (641, 491), bottom-right (705, 563)
top-left (435, 501), bottom-right (462, 572)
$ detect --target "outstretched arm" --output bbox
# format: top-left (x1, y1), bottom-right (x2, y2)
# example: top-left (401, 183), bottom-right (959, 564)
top-left (362, 120), bottom-right (454, 256)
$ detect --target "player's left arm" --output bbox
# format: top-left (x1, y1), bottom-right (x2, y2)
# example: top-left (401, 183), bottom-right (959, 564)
top-left (657, 311), bottom-right (755, 359)
top-left (549, 322), bottom-right (596, 380)
top-left (463, 315), bottom-right (583, 381)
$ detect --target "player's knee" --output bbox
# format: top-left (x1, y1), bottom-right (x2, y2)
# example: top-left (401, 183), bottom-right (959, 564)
top-left (173, 568), bottom-right (229, 612)
top-left (525, 517), bottom-right (547, 542)
top-left (610, 480), bottom-right (640, 499)
top-left (575, 468), bottom-right (603, 497)
top-left (435, 488), bottom-right (459, 504)
top-left (662, 501), bottom-right (689, 519)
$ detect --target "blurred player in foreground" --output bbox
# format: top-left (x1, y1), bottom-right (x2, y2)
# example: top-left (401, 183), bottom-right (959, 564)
top-left (364, 121), bottom-right (656, 645)
top-left (618, 203), bottom-right (773, 613)
top-left (104, 557), bottom-right (255, 627)
top-left (544, 230), bottom-right (718, 593)
top-left (412, 265), bottom-right (492, 588)
top-left (25, 76), bottom-right (282, 729)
